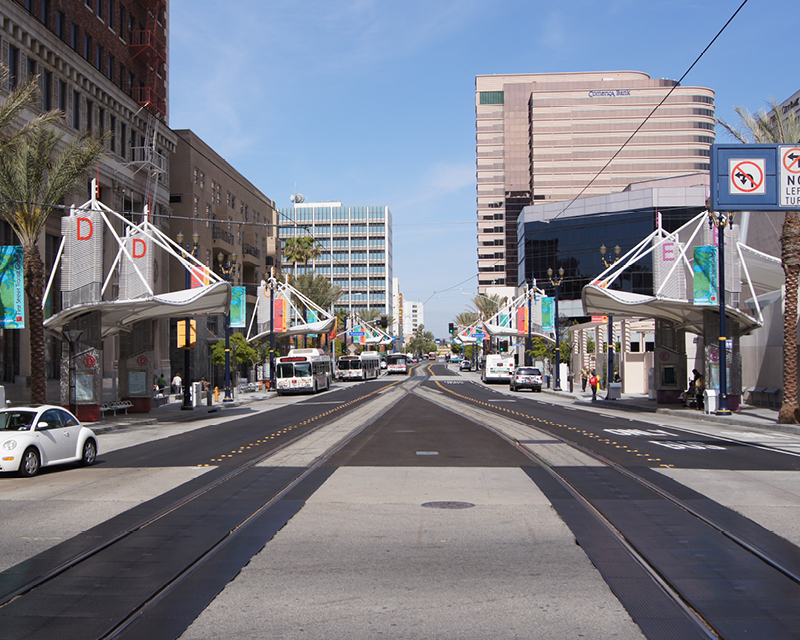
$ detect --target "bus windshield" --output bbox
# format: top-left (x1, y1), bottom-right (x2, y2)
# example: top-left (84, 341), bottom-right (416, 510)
top-left (277, 362), bottom-right (312, 378)
top-left (387, 355), bottom-right (406, 364)
top-left (338, 359), bottom-right (360, 370)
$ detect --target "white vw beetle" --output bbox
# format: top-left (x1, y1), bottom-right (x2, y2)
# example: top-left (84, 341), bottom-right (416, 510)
top-left (0, 405), bottom-right (98, 477)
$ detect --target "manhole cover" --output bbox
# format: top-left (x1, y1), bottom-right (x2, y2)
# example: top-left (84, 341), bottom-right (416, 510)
top-left (421, 501), bottom-right (475, 510)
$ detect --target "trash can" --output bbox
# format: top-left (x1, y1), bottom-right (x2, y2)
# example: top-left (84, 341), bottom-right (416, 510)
top-left (608, 382), bottom-right (622, 400)
top-left (704, 389), bottom-right (718, 414)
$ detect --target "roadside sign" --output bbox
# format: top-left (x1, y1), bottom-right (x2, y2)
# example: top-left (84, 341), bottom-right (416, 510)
top-left (710, 144), bottom-right (783, 211)
top-left (729, 158), bottom-right (766, 195)
top-left (780, 145), bottom-right (800, 207)
top-left (471, 333), bottom-right (486, 340)
top-left (349, 331), bottom-right (365, 336)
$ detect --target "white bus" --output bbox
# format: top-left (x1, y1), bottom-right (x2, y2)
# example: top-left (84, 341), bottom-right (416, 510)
top-left (481, 354), bottom-right (515, 384)
top-left (275, 349), bottom-right (332, 395)
top-left (386, 353), bottom-right (409, 375)
top-left (337, 352), bottom-right (381, 381)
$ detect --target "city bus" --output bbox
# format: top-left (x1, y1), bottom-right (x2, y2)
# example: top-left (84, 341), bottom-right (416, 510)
top-left (481, 354), bottom-right (515, 384)
top-left (275, 349), bottom-right (332, 395)
top-left (337, 352), bottom-right (381, 381)
top-left (385, 353), bottom-right (409, 375)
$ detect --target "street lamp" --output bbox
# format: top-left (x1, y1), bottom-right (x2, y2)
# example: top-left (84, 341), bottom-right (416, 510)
top-left (267, 272), bottom-right (277, 391)
top-left (218, 251), bottom-right (238, 402)
top-left (708, 210), bottom-right (732, 416)
top-left (177, 231), bottom-right (199, 410)
top-left (525, 283), bottom-right (534, 366)
top-left (600, 244), bottom-right (622, 398)
top-left (547, 267), bottom-right (564, 391)
top-left (63, 329), bottom-right (83, 416)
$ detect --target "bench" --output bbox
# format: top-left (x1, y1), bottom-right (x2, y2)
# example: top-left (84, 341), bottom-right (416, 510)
top-left (100, 400), bottom-right (134, 417)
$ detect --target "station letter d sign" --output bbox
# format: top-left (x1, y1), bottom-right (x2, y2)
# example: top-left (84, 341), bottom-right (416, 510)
top-left (77, 217), bottom-right (93, 240)
top-left (133, 238), bottom-right (146, 258)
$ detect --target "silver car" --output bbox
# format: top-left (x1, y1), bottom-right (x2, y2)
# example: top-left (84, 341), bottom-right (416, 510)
top-left (510, 367), bottom-right (543, 392)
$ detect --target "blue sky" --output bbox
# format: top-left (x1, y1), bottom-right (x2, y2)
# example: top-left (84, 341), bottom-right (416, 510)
top-left (169, 0), bottom-right (798, 337)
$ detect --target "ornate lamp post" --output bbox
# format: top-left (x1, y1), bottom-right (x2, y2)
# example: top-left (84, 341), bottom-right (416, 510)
top-left (547, 267), bottom-right (564, 391)
top-left (600, 244), bottom-right (622, 398)
top-left (525, 283), bottom-right (534, 366)
top-left (217, 251), bottom-right (238, 402)
top-left (267, 272), bottom-right (277, 390)
top-left (177, 231), bottom-right (199, 410)
top-left (709, 210), bottom-right (732, 416)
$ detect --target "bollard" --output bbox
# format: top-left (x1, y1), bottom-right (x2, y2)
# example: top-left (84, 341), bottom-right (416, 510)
top-left (214, 386), bottom-right (220, 402)
top-left (207, 386), bottom-right (213, 406)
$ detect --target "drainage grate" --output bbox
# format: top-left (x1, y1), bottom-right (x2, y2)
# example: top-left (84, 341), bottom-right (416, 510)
top-left (421, 501), bottom-right (475, 509)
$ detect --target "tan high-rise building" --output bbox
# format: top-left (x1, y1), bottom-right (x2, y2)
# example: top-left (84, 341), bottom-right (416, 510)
top-left (475, 71), bottom-right (715, 291)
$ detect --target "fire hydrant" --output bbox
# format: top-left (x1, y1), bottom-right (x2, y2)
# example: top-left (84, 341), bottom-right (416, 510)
top-left (214, 386), bottom-right (220, 402)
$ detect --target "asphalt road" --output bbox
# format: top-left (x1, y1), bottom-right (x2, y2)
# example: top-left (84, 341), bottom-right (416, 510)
top-left (2, 363), bottom-right (800, 639)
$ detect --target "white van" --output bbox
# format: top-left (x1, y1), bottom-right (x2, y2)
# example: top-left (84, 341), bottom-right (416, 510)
top-left (481, 354), bottom-right (515, 384)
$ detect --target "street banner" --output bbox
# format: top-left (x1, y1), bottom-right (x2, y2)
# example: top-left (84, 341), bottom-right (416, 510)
top-left (0, 246), bottom-right (24, 328)
top-left (190, 265), bottom-right (210, 289)
top-left (541, 297), bottom-right (554, 331)
top-left (329, 317), bottom-right (338, 342)
top-left (273, 296), bottom-right (288, 332)
top-left (516, 307), bottom-right (528, 335)
top-left (693, 246), bottom-right (717, 305)
top-left (230, 286), bottom-right (246, 327)
top-left (307, 309), bottom-right (318, 337)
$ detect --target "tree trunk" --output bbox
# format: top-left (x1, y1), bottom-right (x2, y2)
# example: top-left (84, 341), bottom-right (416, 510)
top-left (779, 211), bottom-right (800, 424)
top-left (23, 244), bottom-right (47, 405)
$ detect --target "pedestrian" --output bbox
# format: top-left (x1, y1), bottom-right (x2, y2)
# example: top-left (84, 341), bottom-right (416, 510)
top-left (614, 370), bottom-right (621, 383)
top-left (157, 373), bottom-right (167, 395)
top-left (589, 370), bottom-right (599, 402)
top-left (172, 372), bottom-right (182, 396)
top-left (683, 369), bottom-right (701, 407)
top-left (580, 366), bottom-right (589, 392)
top-left (695, 373), bottom-right (705, 411)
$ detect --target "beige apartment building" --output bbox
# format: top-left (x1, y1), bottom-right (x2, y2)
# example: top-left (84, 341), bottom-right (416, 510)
top-left (475, 71), bottom-right (715, 291)
top-left (168, 129), bottom-right (280, 385)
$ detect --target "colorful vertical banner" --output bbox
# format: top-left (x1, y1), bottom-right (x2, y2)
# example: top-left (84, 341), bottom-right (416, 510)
top-left (693, 246), bottom-right (717, 305)
top-left (516, 307), bottom-right (528, 335)
top-left (498, 313), bottom-right (509, 328)
top-left (0, 246), bottom-right (25, 328)
top-left (230, 286), bottom-right (246, 327)
top-left (307, 309), bottom-right (318, 338)
top-left (273, 296), bottom-right (288, 332)
top-left (541, 297), bottom-right (554, 331)
top-left (329, 317), bottom-right (338, 342)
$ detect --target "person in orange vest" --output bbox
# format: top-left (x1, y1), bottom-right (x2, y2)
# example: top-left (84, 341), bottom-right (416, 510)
top-left (589, 371), bottom-right (599, 402)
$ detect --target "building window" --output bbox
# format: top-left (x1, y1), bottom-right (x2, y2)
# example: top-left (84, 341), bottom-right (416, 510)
top-left (71, 23), bottom-right (79, 50)
top-left (107, 0), bottom-right (114, 25)
top-left (119, 5), bottom-right (125, 37)
top-left (27, 58), bottom-right (37, 81)
top-left (479, 91), bottom-right (504, 105)
top-left (110, 115), bottom-right (116, 152)
top-left (193, 196), bottom-right (199, 217)
top-left (58, 80), bottom-right (67, 112)
top-left (43, 70), bottom-right (53, 110)
top-left (96, 45), bottom-right (103, 70)
top-left (56, 10), bottom-right (65, 38)
top-left (98, 107), bottom-right (105, 137)
top-left (84, 34), bottom-right (92, 62)
top-left (96, 0), bottom-right (102, 19)
top-left (72, 90), bottom-right (80, 129)
top-left (41, 0), bottom-right (50, 27)
top-left (107, 55), bottom-right (114, 81)
top-left (8, 47), bottom-right (19, 91)
top-left (86, 100), bottom-right (93, 132)
top-left (121, 123), bottom-right (126, 157)
top-left (199, 172), bottom-right (205, 189)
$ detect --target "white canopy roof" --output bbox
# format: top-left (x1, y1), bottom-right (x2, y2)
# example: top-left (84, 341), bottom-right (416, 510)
top-left (44, 281), bottom-right (232, 339)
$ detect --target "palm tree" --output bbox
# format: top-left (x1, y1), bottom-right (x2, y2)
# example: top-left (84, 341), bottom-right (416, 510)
top-left (454, 311), bottom-right (479, 327)
top-left (283, 235), bottom-right (321, 278)
top-left (471, 293), bottom-right (505, 321)
top-left (718, 99), bottom-right (800, 423)
top-left (0, 69), bottom-right (106, 403)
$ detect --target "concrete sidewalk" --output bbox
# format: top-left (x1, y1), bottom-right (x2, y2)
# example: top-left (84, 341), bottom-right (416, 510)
top-left (541, 385), bottom-right (800, 435)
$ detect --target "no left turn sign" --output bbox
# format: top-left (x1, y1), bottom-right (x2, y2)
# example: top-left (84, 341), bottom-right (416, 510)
top-left (780, 146), bottom-right (800, 207)
top-left (729, 158), bottom-right (766, 195)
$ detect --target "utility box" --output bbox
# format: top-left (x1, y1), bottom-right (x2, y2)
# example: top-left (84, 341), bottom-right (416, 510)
top-left (704, 389), bottom-right (718, 414)
top-left (191, 382), bottom-right (202, 408)
top-left (608, 383), bottom-right (622, 400)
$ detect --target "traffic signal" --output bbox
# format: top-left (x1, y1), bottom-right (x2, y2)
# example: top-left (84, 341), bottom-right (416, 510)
top-left (377, 316), bottom-right (388, 328)
top-left (448, 323), bottom-right (454, 334)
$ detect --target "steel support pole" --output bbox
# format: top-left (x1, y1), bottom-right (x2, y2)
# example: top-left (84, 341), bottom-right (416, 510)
top-left (181, 261), bottom-right (193, 410)
top-left (606, 315), bottom-right (614, 399)
top-left (269, 279), bottom-right (275, 390)
top-left (716, 215), bottom-right (731, 415)
top-left (526, 286), bottom-right (532, 367)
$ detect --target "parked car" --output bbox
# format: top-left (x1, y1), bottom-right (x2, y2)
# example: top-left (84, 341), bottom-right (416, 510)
top-left (0, 405), bottom-right (98, 477)
top-left (459, 360), bottom-right (472, 371)
top-left (510, 367), bottom-right (543, 392)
